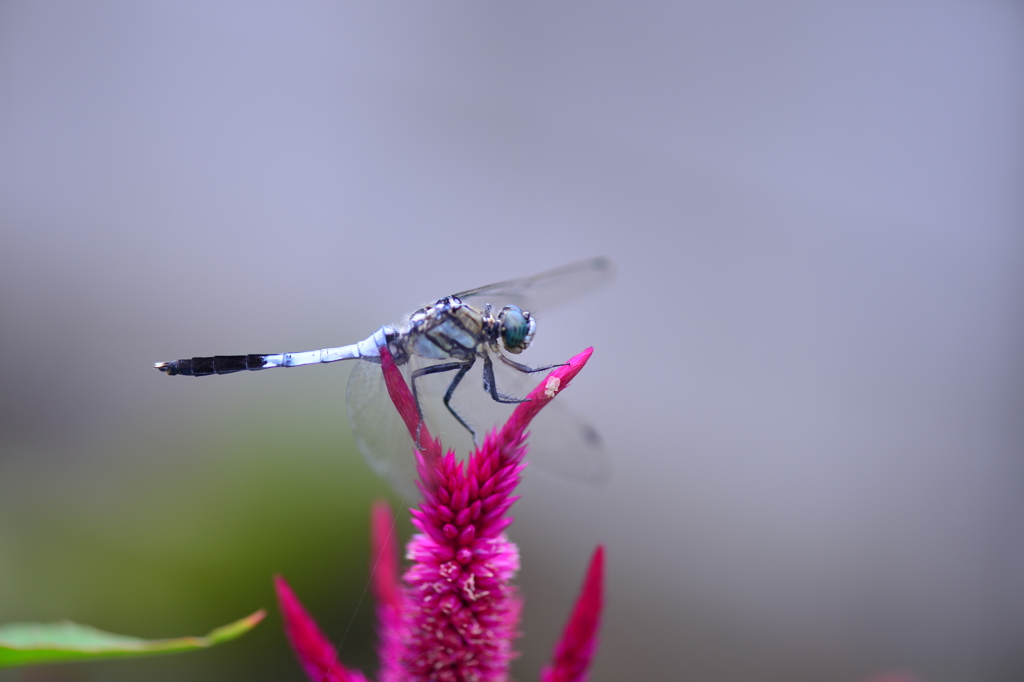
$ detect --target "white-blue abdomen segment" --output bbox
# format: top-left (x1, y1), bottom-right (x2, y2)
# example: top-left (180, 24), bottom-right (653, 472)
top-left (261, 327), bottom-right (391, 368)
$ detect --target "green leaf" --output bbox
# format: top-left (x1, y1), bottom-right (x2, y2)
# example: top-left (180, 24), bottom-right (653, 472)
top-left (0, 610), bottom-right (265, 669)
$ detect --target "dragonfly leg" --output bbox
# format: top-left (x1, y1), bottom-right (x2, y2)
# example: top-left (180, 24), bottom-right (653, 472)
top-left (483, 353), bottom-right (532, 405)
top-left (411, 361), bottom-right (468, 419)
top-left (498, 354), bottom-right (566, 374)
top-left (411, 360), bottom-right (478, 442)
top-left (441, 360), bottom-right (479, 443)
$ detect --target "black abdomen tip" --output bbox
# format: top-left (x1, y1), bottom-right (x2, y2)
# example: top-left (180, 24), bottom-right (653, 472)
top-left (154, 361), bottom-right (180, 376)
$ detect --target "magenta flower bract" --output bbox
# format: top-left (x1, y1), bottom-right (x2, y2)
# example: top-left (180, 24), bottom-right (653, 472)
top-left (275, 345), bottom-right (604, 682)
top-left (275, 574), bottom-right (368, 682)
top-left (540, 545), bottom-right (603, 682)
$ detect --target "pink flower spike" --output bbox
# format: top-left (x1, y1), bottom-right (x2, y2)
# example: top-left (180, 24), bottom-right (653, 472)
top-left (274, 575), bottom-right (368, 682)
top-left (540, 545), bottom-right (605, 682)
top-left (379, 342), bottom-right (443, 483)
top-left (374, 349), bottom-right (597, 682)
top-left (370, 501), bottom-right (408, 682)
top-left (501, 348), bottom-right (594, 443)
top-left (370, 501), bottom-right (401, 612)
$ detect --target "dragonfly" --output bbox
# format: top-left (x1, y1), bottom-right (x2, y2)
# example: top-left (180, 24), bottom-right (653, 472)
top-left (155, 257), bottom-right (612, 499)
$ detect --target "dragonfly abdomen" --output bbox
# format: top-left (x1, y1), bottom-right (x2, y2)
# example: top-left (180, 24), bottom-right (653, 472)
top-left (155, 355), bottom-right (269, 376)
top-left (154, 328), bottom-right (394, 377)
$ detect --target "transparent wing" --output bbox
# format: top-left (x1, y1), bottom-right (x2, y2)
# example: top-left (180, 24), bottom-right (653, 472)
top-left (525, 399), bottom-right (610, 485)
top-left (345, 358), bottom-right (421, 502)
top-left (451, 256), bottom-right (613, 315)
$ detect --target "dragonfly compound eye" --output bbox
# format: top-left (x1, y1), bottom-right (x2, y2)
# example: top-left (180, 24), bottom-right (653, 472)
top-left (499, 305), bottom-right (535, 353)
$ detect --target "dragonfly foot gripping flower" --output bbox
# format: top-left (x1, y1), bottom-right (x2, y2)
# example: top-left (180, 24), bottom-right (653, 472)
top-left (275, 345), bottom-right (604, 682)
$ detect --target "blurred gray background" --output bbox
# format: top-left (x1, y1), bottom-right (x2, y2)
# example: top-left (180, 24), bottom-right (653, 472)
top-left (2, 2), bottom-right (1023, 681)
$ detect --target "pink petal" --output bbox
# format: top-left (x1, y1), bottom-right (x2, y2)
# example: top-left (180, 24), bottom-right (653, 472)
top-left (502, 348), bottom-right (594, 441)
top-left (370, 500), bottom-right (401, 611)
top-left (274, 575), bottom-right (367, 682)
top-left (540, 545), bottom-right (605, 682)
top-left (379, 342), bottom-right (443, 480)
top-left (369, 501), bottom-right (409, 682)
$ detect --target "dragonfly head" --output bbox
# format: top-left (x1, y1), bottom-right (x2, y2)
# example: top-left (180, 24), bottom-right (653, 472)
top-left (497, 305), bottom-right (536, 354)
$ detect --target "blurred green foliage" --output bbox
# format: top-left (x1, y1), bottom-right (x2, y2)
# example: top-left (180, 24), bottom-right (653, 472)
top-left (0, 610), bottom-right (264, 668)
top-left (0, 416), bottom-right (409, 682)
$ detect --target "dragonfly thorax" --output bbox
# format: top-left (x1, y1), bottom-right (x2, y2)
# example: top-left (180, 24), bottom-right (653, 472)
top-left (400, 297), bottom-right (537, 363)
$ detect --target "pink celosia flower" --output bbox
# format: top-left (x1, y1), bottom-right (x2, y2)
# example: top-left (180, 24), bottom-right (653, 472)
top-left (275, 574), bottom-right (368, 682)
top-left (275, 346), bottom-right (604, 682)
top-left (540, 544), bottom-right (603, 682)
